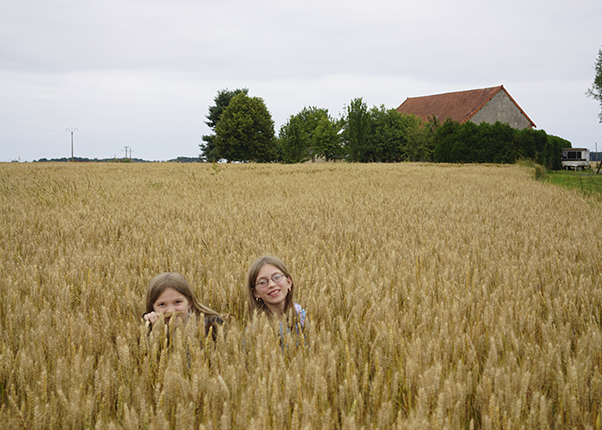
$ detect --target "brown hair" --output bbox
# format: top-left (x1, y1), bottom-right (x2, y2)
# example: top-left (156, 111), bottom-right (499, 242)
top-left (246, 256), bottom-right (295, 321)
top-left (145, 272), bottom-right (221, 318)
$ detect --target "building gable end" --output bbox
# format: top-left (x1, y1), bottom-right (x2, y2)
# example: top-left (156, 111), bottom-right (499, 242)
top-left (396, 85), bottom-right (535, 129)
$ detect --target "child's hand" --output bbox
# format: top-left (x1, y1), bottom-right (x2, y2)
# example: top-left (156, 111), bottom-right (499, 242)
top-left (143, 311), bottom-right (161, 325)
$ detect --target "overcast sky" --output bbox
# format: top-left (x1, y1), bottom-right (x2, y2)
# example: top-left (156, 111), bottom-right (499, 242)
top-left (1, 0), bottom-right (601, 162)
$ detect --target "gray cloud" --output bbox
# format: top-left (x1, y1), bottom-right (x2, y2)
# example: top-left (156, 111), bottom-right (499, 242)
top-left (1, 0), bottom-right (601, 161)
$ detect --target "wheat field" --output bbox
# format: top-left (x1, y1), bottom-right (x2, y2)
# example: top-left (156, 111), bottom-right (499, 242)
top-left (0, 162), bottom-right (601, 429)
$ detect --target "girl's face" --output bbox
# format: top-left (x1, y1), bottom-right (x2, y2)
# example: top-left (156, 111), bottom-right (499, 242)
top-left (253, 264), bottom-right (292, 316)
top-left (153, 287), bottom-right (192, 325)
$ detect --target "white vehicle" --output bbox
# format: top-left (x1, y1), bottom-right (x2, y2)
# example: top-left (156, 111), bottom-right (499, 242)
top-left (561, 148), bottom-right (590, 171)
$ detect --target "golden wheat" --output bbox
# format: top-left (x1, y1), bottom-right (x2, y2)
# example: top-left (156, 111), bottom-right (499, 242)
top-left (0, 162), bottom-right (601, 429)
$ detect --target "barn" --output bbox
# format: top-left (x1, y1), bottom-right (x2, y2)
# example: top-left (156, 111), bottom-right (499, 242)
top-left (396, 85), bottom-right (536, 130)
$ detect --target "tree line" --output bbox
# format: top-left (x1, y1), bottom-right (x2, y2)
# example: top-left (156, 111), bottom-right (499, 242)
top-left (200, 88), bottom-right (570, 168)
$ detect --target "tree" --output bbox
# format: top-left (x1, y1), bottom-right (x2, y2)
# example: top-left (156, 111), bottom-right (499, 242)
top-left (278, 115), bottom-right (307, 163)
top-left (342, 98), bottom-right (369, 162)
top-left (586, 46), bottom-right (602, 123)
top-left (278, 111), bottom-right (313, 164)
top-left (278, 107), bottom-right (341, 163)
top-left (200, 88), bottom-right (249, 161)
top-left (214, 93), bottom-right (277, 162)
top-left (342, 100), bottom-right (439, 163)
top-left (412, 115), bottom-right (439, 162)
top-left (365, 106), bottom-right (427, 162)
top-left (313, 116), bottom-right (343, 162)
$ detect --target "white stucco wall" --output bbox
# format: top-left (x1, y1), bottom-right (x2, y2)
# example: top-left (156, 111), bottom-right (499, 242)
top-left (469, 90), bottom-right (533, 129)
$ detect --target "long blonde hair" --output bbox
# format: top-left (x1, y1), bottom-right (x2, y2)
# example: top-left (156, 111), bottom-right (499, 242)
top-left (145, 272), bottom-right (221, 318)
top-left (246, 256), bottom-right (295, 321)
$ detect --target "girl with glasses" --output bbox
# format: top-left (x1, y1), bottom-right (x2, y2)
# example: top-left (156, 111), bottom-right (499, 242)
top-left (246, 256), bottom-right (306, 330)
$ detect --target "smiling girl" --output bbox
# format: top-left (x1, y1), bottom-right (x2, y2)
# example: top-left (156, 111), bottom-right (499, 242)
top-left (143, 272), bottom-right (224, 339)
top-left (246, 256), bottom-right (306, 330)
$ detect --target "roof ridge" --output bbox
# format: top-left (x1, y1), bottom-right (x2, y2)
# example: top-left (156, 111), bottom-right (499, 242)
top-left (406, 85), bottom-right (503, 100)
top-left (396, 85), bottom-right (535, 128)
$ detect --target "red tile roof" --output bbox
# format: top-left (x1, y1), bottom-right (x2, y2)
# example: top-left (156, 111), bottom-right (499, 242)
top-left (396, 85), bottom-right (535, 127)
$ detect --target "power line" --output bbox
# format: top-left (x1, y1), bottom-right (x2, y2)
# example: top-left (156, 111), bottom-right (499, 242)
top-left (0, 118), bottom-right (63, 133)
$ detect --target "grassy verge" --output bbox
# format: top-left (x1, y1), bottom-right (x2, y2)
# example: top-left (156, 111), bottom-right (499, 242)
top-left (545, 168), bottom-right (602, 202)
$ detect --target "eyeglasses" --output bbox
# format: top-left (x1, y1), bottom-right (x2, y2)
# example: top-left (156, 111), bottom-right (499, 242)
top-left (255, 273), bottom-right (286, 288)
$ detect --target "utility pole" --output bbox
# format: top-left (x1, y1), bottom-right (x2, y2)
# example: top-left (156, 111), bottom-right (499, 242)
top-left (65, 127), bottom-right (78, 161)
top-left (123, 146), bottom-right (129, 160)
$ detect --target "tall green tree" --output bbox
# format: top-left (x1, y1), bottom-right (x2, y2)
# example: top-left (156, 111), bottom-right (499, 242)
top-left (343, 98), bottom-right (369, 162)
top-left (200, 88), bottom-right (249, 161)
top-left (586, 46), bottom-right (602, 123)
top-left (214, 93), bottom-right (277, 163)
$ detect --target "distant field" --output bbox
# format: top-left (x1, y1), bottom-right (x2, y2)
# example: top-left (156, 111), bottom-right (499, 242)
top-left (1, 162), bottom-right (601, 429)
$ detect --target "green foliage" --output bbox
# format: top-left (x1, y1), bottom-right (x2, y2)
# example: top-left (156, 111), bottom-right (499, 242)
top-left (210, 161), bottom-right (222, 176)
top-left (586, 46), bottom-right (602, 123)
top-left (406, 115), bottom-right (439, 162)
top-left (433, 120), bottom-right (566, 168)
top-left (514, 128), bottom-right (549, 166)
top-left (433, 119), bottom-right (462, 162)
top-left (544, 134), bottom-right (569, 170)
top-left (201, 88), bottom-right (249, 161)
top-left (313, 115), bottom-right (344, 162)
top-left (281, 102), bottom-right (443, 164)
top-left (278, 107), bottom-right (340, 163)
top-left (278, 114), bottom-right (310, 163)
top-left (482, 121), bottom-right (517, 163)
top-left (340, 101), bottom-right (434, 163)
top-left (362, 106), bottom-right (408, 162)
top-left (434, 120), bottom-right (516, 163)
top-left (276, 98), bottom-right (574, 167)
top-left (342, 98), bottom-right (369, 162)
top-left (214, 93), bottom-right (277, 163)
top-left (546, 169), bottom-right (602, 202)
top-left (200, 90), bottom-right (573, 166)
top-left (200, 134), bottom-right (220, 162)
top-left (205, 88), bottom-right (250, 130)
